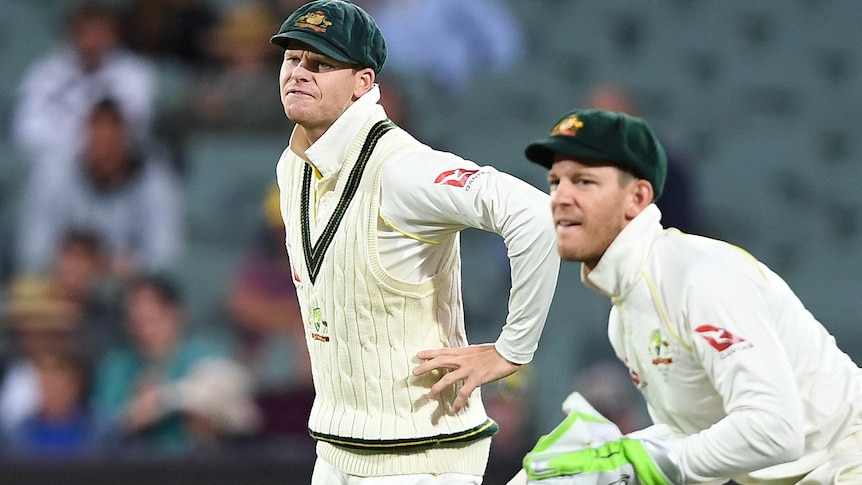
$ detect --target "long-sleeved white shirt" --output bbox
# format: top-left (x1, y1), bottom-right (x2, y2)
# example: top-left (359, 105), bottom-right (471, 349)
top-left (582, 204), bottom-right (862, 483)
top-left (287, 85), bottom-right (559, 365)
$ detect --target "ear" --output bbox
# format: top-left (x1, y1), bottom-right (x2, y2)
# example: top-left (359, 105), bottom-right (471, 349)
top-left (625, 179), bottom-right (654, 219)
top-left (353, 68), bottom-right (376, 99)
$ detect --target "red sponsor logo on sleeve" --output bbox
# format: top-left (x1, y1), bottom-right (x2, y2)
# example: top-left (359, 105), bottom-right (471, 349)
top-left (695, 325), bottom-right (745, 352)
top-left (434, 168), bottom-right (479, 187)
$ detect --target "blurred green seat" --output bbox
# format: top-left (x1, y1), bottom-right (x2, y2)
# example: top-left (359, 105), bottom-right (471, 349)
top-left (183, 130), bottom-right (287, 247)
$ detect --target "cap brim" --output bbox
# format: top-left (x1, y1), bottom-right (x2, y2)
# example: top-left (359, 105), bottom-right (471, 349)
top-left (524, 136), bottom-right (612, 169)
top-left (270, 30), bottom-right (354, 65)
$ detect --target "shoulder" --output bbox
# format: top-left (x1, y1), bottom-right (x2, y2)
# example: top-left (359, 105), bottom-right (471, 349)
top-left (653, 232), bottom-right (769, 294)
top-left (23, 49), bottom-right (73, 76)
top-left (381, 145), bottom-right (481, 190)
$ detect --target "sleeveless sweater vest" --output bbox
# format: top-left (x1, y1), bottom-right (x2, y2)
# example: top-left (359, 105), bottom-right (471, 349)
top-left (279, 119), bottom-right (496, 475)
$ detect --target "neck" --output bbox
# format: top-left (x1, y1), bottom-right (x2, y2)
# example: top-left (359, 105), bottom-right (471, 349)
top-left (290, 126), bottom-right (313, 160)
top-left (299, 124), bottom-right (326, 147)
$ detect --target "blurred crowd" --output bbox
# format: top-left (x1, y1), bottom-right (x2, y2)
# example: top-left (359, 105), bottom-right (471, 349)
top-left (0, 0), bottom-right (563, 468)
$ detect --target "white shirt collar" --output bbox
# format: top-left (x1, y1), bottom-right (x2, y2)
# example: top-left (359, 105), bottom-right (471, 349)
top-left (291, 84), bottom-right (383, 180)
top-left (581, 203), bottom-right (664, 298)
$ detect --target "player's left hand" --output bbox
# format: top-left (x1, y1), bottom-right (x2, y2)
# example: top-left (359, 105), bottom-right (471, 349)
top-left (520, 392), bottom-right (685, 485)
top-left (412, 343), bottom-right (519, 414)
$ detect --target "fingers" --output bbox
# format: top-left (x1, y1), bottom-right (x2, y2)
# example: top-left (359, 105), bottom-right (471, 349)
top-left (426, 367), bottom-right (479, 414)
top-left (416, 342), bottom-right (495, 361)
top-left (412, 354), bottom-right (460, 377)
top-left (412, 344), bottom-right (511, 414)
top-left (451, 380), bottom-right (478, 413)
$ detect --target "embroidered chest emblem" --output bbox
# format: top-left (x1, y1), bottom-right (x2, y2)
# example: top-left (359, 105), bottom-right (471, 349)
top-left (648, 329), bottom-right (673, 365)
top-left (309, 307), bottom-right (329, 342)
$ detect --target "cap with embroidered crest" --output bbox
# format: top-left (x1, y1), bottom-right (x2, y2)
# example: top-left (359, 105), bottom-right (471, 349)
top-left (270, 0), bottom-right (387, 74)
top-left (524, 109), bottom-right (667, 200)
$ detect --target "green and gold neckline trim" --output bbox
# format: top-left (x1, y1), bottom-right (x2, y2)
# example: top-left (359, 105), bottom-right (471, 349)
top-left (300, 119), bottom-right (395, 284)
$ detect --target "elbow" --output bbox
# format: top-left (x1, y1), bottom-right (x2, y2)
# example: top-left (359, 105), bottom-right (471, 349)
top-left (760, 415), bottom-right (806, 465)
top-left (779, 427), bottom-right (806, 464)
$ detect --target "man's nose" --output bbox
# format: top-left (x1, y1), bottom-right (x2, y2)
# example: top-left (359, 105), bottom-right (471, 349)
top-left (550, 183), bottom-right (573, 206)
top-left (289, 62), bottom-right (312, 81)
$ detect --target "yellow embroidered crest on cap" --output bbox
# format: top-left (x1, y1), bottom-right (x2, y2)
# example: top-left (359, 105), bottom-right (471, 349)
top-left (550, 115), bottom-right (584, 137)
top-left (295, 10), bottom-right (333, 32)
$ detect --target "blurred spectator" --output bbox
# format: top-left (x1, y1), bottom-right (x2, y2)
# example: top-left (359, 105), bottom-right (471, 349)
top-left (161, 358), bottom-right (260, 450)
top-left (225, 183), bottom-right (312, 440)
top-left (51, 230), bottom-right (125, 362)
top-left (482, 365), bottom-right (537, 484)
top-left (10, 0), bottom-right (157, 183)
top-left (269, 0), bottom-right (307, 18)
top-left (0, 276), bottom-right (83, 438)
top-left (90, 274), bottom-right (255, 453)
top-left (3, 351), bottom-right (115, 457)
top-left (185, 2), bottom-right (285, 131)
top-left (356, 0), bottom-right (526, 95)
top-left (14, 98), bottom-right (184, 279)
top-left (573, 360), bottom-right (650, 435)
top-left (122, 0), bottom-right (219, 68)
top-left (162, 2), bottom-right (289, 163)
top-left (376, 72), bottom-right (413, 131)
top-left (584, 82), bottom-right (700, 233)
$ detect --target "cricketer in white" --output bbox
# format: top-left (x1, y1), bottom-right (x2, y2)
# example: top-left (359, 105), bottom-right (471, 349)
top-left (586, 204), bottom-right (862, 484)
top-left (517, 108), bottom-right (862, 485)
top-left (276, 82), bottom-right (559, 478)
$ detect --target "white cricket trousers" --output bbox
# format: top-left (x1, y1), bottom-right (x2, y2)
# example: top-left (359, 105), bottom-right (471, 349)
top-left (311, 458), bottom-right (483, 484)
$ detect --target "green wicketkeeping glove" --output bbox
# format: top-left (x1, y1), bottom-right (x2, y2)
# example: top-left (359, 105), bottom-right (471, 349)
top-left (522, 393), bottom-right (685, 485)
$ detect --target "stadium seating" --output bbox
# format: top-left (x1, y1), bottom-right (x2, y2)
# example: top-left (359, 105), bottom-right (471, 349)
top-left (182, 129), bottom-right (287, 247)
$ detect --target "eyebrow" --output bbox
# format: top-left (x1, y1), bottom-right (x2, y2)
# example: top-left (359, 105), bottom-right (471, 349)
top-left (286, 49), bottom-right (332, 61)
top-left (289, 49), bottom-right (355, 68)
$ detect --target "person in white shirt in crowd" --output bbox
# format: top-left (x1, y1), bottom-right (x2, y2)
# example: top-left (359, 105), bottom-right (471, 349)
top-left (15, 98), bottom-right (183, 278)
top-left (269, 1), bottom-right (559, 483)
top-left (513, 108), bottom-right (862, 484)
top-left (11, 1), bottom-right (156, 187)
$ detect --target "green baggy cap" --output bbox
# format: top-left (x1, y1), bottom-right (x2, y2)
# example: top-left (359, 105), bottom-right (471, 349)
top-left (270, 0), bottom-right (386, 74)
top-left (524, 109), bottom-right (667, 199)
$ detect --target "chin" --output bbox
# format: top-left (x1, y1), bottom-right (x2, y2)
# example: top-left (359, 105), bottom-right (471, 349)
top-left (557, 245), bottom-right (580, 262)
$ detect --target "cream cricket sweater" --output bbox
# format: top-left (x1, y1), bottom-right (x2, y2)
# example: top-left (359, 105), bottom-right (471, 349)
top-left (277, 117), bottom-right (495, 476)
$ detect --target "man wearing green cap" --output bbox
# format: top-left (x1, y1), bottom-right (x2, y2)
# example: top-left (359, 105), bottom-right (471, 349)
top-left (269, 1), bottom-right (560, 483)
top-left (513, 109), bottom-right (862, 484)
